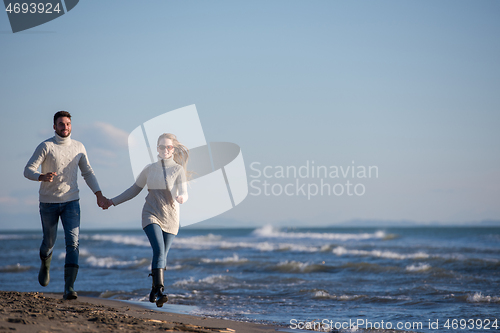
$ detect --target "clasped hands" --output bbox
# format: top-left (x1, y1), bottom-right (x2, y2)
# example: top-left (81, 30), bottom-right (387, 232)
top-left (95, 193), bottom-right (185, 210)
top-left (95, 191), bottom-right (113, 210)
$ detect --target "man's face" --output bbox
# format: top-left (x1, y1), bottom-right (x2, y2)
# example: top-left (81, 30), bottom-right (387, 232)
top-left (53, 116), bottom-right (72, 137)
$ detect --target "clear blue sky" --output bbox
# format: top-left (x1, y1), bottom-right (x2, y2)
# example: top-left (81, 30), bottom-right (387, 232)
top-left (1, 0), bottom-right (499, 229)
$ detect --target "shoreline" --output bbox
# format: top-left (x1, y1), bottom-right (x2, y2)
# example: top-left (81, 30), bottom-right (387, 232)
top-left (0, 290), bottom-right (286, 333)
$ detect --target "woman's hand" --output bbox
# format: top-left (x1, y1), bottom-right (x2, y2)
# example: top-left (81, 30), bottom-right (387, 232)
top-left (176, 195), bottom-right (185, 204)
top-left (100, 198), bottom-right (114, 210)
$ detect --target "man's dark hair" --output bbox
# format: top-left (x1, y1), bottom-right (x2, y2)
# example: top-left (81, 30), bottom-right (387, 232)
top-left (53, 111), bottom-right (72, 125)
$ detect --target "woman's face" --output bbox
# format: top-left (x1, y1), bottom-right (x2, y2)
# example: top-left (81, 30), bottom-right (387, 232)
top-left (157, 138), bottom-right (174, 159)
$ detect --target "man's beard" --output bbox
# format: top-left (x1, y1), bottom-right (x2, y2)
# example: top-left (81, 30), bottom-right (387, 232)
top-left (56, 129), bottom-right (71, 137)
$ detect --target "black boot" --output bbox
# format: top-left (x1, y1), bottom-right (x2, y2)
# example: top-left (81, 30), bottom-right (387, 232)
top-left (63, 264), bottom-right (79, 300)
top-left (149, 274), bottom-right (155, 303)
top-left (150, 268), bottom-right (168, 307)
top-left (38, 252), bottom-right (52, 287)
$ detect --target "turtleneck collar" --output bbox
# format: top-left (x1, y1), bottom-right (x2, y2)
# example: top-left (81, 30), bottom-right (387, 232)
top-left (158, 155), bottom-right (177, 167)
top-left (54, 132), bottom-right (72, 145)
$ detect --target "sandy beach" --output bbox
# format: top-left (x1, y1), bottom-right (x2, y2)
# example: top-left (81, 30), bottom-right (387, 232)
top-left (0, 291), bottom-right (283, 333)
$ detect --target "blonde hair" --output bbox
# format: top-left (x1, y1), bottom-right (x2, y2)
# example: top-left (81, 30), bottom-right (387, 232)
top-left (157, 133), bottom-right (190, 179)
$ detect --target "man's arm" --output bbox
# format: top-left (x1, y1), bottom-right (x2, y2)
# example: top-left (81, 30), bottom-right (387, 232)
top-left (94, 191), bottom-right (110, 209)
top-left (77, 144), bottom-right (107, 208)
top-left (24, 142), bottom-right (49, 181)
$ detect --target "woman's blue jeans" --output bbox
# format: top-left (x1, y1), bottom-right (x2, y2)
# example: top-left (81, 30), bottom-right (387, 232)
top-left (143, 223), bottom-right (175, 269)
top-left (39, 200), bottom-right (80, 266)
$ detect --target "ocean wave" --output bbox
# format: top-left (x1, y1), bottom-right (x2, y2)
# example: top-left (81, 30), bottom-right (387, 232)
top-left (80, 234), bottom-right (150, 247)
top-left (174, 275), bottom-right (237, 288)
top-left (333, 246), bottom-right (429, 260)
top-left (0, 263), bottom-right (32, 272)
top-left (99, 290), bottom-right (128, 298)
top-left (341, 262), bottom-right (400, 273)
top-left (0, 234), bottom-right (38, 240)
top-left (176, 237), bottom-right (325, 253)
top-left (166, 264), bottom-right (183, 270)
top-left (309, 290), bottom-right (365, 301)
top-left (174, 234), bottom-right (223, 246)
top-left (406, 263), bottom-right (431, 272)
top-left (201, 253), bottom-right (248, 264)
top-left (225, 240), bottom-right (326, 253)
top-left (332, 247), bottom-right (498, 267)
top-left (172, 277), bottom-right (194, 287)
top-left (466, 292), bottom-right (500, 303)
top-left (232, 241), bottom-right (321, 253)
top-left (252, 225), bottom-right (389, 241)
top-left (310, 290), bottom-right (411, 304)
top-left (85, 256), bottom-right (149, 269)
top-left (276, 260), bottom-right (334, 273)
top-left (198, 275), bottom-right (233, 285)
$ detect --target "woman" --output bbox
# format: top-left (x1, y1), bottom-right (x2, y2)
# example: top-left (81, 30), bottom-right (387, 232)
top-left (108, 133), bottom-right (189, 307)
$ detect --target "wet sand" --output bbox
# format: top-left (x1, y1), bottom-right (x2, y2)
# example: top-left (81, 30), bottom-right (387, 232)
top-left (0, 291), bottom-right (283, 333)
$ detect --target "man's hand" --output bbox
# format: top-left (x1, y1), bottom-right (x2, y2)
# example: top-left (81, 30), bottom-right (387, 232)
top-left (101, 199), bottom-right (113, 210)
top-left (95, 191), bottom-right (110, 210)
top-left (38, 172), bottom-right (57, 182)
top-left (176, 195), bottom-right (185, 204)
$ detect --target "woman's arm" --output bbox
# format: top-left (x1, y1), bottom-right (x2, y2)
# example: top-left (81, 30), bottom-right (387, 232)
top-left (110, 183), bottom-right (143, 206)
top-left (110, 165), bottom-right (149, 206)
top-left (175, 168), bottom-right (188, 204)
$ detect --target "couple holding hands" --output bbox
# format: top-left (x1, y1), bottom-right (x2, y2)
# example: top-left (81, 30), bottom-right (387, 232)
top-left (24, 111), bottom-right (189, 307)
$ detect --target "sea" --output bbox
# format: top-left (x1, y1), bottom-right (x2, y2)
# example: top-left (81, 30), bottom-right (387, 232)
top-left (0, 225), bottom-right (499, 333)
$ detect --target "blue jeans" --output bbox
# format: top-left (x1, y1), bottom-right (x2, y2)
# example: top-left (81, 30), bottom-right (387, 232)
top-left (39, 200), bottom-right (80, 266)
top-left (143, 223), bottom-right (175, 269)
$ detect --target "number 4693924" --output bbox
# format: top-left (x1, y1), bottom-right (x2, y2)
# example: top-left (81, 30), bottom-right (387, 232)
top-left (5, 3), bottom-right (62, 14)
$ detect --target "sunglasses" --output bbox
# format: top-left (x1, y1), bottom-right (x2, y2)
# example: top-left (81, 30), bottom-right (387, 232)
top-left (158, 145), bottom-right (174, 151)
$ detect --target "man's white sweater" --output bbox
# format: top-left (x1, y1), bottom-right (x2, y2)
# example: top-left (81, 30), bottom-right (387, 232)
top-left (24, 133), bottom-right (101, 203)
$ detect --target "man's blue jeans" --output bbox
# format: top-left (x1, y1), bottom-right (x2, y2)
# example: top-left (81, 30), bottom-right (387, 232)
top-left (39, 200), bottom-right (80, 266)
top-left (143, 223), bottom-right (175, 269)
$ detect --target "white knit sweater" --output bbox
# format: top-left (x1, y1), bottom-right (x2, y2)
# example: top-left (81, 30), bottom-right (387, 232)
top-left (24, 133), bottom-right (101, 203)
top-left (111, 156), bottom-right (188, 235)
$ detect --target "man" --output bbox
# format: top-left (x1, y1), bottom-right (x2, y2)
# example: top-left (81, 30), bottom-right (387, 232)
top-left (24, 111), bottom-right (108, 300)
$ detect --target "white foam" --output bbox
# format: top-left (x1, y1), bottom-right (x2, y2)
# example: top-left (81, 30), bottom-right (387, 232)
top-left (176, 236), bottom-right (323, 253)
top-left (466, 292), bottom-right (500, 303)
top-left (312, 290), bottom-right (364, 301)
top-left (0, 263), bottom-right (31, 272)
top-left (201, 253), bottom-right (248, 264)
top-left (80, 234), bottom-right (150, 247)
top-left (174, 234), bottom-right (222, 245)
top-left (333, 246), bottom-right (429, 260)
top-left (85, 256), bottom-right (149, 268)
top-left (226, 240), bottom-right (323, 253)
top-left (277, 260), bottom-right (313, 272)
top-left (0, 234), bottom-right (34, 240)
top-left (337, 294), bottom-right (362, 301)
top-left (166, 264), bottom-right (183, 270)
top-left (406, 263), bottom-right (431, 272)
top-left (173, 275), bottom-right (233, 287)
top-left (252, 225), bottom-right (387, 241)
top-left (174, 277), bottom-right (195, 287)
top-left (313, 290), bottom-right (331, 298)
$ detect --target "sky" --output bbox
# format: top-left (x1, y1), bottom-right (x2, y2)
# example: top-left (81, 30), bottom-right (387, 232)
top-left (1, 0), bottom-right (499, 230)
